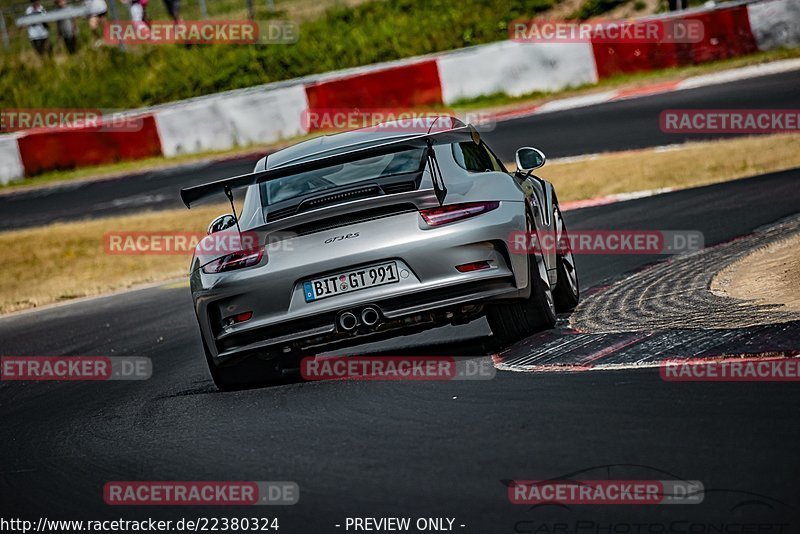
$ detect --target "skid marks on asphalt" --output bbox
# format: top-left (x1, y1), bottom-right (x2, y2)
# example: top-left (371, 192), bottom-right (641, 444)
top-left (570, 214), bottom-right (800, 333)
top-left (496, 214), bottom-right (800, 373)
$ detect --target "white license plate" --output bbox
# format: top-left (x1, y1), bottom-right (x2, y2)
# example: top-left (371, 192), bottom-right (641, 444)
top-left (303, 262), bottom-right (399, 302)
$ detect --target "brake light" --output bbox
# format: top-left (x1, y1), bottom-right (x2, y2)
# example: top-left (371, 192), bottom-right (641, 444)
top-left (202, 247), bottom-right (264, 274)
top-left (419, 202), bottom-right (500, 226)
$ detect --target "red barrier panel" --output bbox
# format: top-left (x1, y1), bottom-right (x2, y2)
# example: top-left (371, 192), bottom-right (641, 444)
top-left (684, 6), bottom-right (757, 64)
top-left (17, 115), bottom-right (163, 176)
top-left (592, 6), bottom-right (757, 79)
top-left (304, 60), bottom-right (443, 130)
top-left (592, 39), bottom-right (682, 78)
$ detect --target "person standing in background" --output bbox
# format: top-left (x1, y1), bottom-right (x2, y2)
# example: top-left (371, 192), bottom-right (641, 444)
top-left (55, 0), bottom-right (78, 53)
top-left (162, 0), bottom-right (180, 22)
top-left (121, 0), bottom-right (149, 40)
top-left (84, 0), bottom-right (107, 44)
top-left (25, 0), bottom-right (50, 55)
top-left (122, 0), bottom-right (148, 26)
top-left (139, 0), bottom-right (150, 27)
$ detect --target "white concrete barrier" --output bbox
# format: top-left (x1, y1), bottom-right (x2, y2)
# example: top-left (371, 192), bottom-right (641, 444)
top-left (154, 101), bottom-right (237, 158)
top-left (747, 0), bottom-right (800, 50)
top-left (154, 85), bottom-right (309, 157)
top-left (436, 41), bottom-right (599, 105)
top-left (223, 85), bottom-right (309, 147)
top-left (0, 135), bottom-right (24, 185)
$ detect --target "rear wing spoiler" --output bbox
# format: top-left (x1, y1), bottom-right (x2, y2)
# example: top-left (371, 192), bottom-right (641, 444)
top-left (179, 125), bottom-right (480, 208)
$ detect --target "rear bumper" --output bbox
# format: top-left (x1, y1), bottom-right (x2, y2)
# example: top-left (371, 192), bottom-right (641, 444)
top-left (191, 201), bottom-right (529, 362)
top-left (213, 278), bottom-right (522, 362)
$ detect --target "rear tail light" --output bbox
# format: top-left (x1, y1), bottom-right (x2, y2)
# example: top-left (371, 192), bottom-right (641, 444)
top-left (419, 201), bottom-right (500, 226)
top-left (202, 247), bottom-right (264, 274)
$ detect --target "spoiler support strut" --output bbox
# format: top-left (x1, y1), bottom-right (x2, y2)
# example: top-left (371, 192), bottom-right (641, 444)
top-left (224, 185), bottom-right (242, 235)
top-left (426, 139), bottom-right (447, 205)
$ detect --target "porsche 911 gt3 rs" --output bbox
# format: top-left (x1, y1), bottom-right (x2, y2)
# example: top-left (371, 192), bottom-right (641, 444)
top-left (180, 117), bottom-right (579, 389)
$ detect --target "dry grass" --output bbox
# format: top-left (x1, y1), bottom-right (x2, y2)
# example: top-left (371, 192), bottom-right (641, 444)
top-left (2, 133), bottom-right (799, 315)
top-left (0, 203), bottom-right (226, 314)
top-left (538, 133), bottom-right (800, 202)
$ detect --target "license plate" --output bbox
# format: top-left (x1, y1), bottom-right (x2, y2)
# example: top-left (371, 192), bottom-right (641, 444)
top-left (303, 262), bottom-right (399, 302)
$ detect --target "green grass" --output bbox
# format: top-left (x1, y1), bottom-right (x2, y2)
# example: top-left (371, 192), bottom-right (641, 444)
top-left (0, 0), bottom-right (560, 110)
top-left (1, 0), bottom-right (306, 53)
top-left (572, 0), bottom-right (629, 19)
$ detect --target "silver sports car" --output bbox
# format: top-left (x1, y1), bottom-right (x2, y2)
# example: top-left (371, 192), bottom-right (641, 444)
top-left (180, 117), bottom-right (579, 389)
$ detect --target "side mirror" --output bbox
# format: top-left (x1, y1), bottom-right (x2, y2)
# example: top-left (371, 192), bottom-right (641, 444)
top-left (515, 147), bottom-right (546, 174)
top-left (208, 214), bottom-right (237, 234)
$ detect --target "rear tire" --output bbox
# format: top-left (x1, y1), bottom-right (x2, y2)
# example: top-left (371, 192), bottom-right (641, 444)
top-left (487, 214), bottom-right (557, 343)
top-left (201, 336), bottom-right (284, 391)
top-left (552, 206), bottom-right (580, 312)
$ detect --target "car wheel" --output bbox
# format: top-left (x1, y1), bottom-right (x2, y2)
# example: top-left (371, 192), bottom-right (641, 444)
top-left (201, 336), bottom-right (284, 391)
top-left (487, 214), bottom-right (557, 343)
top-left (552, 206), bottom-right (580, 312)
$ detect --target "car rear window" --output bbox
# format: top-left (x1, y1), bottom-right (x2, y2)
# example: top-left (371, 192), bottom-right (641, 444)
top-left (261, 148), bottom-right (426, 206)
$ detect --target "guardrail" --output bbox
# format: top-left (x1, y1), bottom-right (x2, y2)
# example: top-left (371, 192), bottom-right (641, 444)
top-left (14, 5), bottom-right (91, 27)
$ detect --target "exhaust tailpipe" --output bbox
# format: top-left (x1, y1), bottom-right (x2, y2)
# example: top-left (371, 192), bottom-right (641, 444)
top-left (360, 307), bottom-right (380, 327)
top-left (338, 312), bottom-right (358, 332)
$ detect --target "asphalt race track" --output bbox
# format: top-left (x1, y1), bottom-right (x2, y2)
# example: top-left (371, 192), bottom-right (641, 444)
top-left (2, 162), bottom-right (800, 530)
top-left (1, 69), bottom-right (799, 230)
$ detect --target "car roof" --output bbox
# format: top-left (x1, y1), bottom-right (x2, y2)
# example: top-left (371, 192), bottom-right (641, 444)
top-left (266, 116), bottom-right (464, 169)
